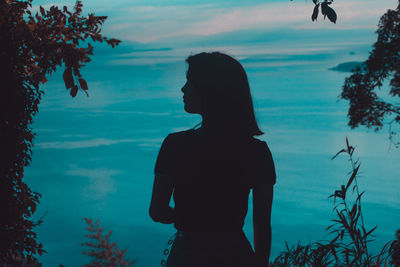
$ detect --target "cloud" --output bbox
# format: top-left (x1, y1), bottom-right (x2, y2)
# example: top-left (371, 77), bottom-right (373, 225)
top-left (31, 0), bottom-right (398, 43)
top-left (36, 138), bottom-right (136, 149)
top-left (261, 127), bottom-right (393, 158)
top-left (67, 167), bottom-right (120, 200)
top-left (109, 55), bottom-right (182, 66)
top-left (105, 0), bottom-right (397, 43)
top-left (36, 137), bottom-right (162, 149)
top-left (87, 110), bottom-right (172, 116)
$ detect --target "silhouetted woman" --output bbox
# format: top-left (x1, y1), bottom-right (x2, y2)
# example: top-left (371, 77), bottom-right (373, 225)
top-left (150, 52), bottom-right (276, 267)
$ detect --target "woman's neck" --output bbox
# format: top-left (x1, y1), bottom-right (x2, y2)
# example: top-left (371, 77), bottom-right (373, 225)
top-left (195, 117), bottom-right (250, 139)
top-left (195, 118), bottom-right (227, 137)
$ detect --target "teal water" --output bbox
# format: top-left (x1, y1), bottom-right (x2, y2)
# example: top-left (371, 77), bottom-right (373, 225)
top-left (25, 38), bottom-right (400, 266)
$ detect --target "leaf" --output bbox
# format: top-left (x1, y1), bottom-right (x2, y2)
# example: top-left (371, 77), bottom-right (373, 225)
top-left (321, 2), bottom-right (328, 16)
top-left (339, 229), bottom-right (344, 240)
top-left (70, 85), bottom-right (78, 97)
top-left (331, 149), bottom-right (346, 160)
top-left (78, 78), bottom-right (88, 90)
top-left (345, 165), bottom-right (359, 191)
top-left (356, 191), bottom-right (365, 202)
top-left (312, 4), bottom-right (320, 22)
top-left (326, 224), bottom-right (335, 231)
top-left (326, 6), bottom-right (337, 23)
top-left (40, 76), bottom-right (48, 84)
top-left (350, 203), bottom-right (357, 219)
top-left (341, 185), bottom-right (346, 198)
top-left (365, 225), bottom-right (378, 237)
top-left (330, 235), bottom-right (340, 245)
top-left (40, 6), bottom-right (45, 16)
top-left (304, 245), bottom-right (309, 259)
top-left (63, 68), bottom-right (74, 89)
top-left (313, 0), bottom-right (318, 4)
top-left (354, 203), bottom-right (361, 224)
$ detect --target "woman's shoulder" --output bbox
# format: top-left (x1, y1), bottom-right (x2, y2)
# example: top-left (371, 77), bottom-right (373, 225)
top-left (249, 136), bottom-right (265, 144)
top-left (245, 137), bottom-right (274, 159)
top-left (249, 136), bottom-right (269, 148)
top-left (166, 129), bottom-right (195, 138)
top-left (162, 129), bottom-right (196, 144)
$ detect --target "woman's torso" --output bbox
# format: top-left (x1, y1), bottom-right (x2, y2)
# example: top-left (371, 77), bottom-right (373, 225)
top-left (158, 129), bottom-right (274, 232)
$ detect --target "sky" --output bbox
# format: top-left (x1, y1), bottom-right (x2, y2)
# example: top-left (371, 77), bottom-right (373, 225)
top-left (24, 0), bottom-right (400, 266)
top-left (29, 0), bottom-right (400, 74)
top-left (29, 0), bottom-right (399, 79)
top-left (32, 0), bottom-right (397, 42)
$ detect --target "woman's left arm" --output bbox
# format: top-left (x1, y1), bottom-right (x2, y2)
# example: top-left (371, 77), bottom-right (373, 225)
top-left (149, 173), bottom-right (175, 224)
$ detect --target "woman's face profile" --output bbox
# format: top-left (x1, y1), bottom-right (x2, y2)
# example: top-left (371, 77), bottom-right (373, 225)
top-left (181, 76), bottom-right (202, 114)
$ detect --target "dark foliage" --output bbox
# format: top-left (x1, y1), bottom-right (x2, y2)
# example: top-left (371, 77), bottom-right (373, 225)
top-left (341, 1), bottom-right (400, 141)
top-left (81, 218), bottom-right (136, 267)
top-left (271, 138), bottom-right (399, 266)
top-left (0, 0), bottom-right (120, 264)
top-left (390, 229), bottom-right (400, 266)
top-left (292, 0), bottom-right (337, 23)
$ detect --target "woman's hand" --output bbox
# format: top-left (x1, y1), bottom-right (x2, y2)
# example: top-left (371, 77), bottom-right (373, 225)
top-left (150, 205), bottom-right (175, 224)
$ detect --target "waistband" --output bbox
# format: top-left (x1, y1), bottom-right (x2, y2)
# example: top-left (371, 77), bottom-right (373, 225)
top-left (176, 229), bottom-right (244, 239)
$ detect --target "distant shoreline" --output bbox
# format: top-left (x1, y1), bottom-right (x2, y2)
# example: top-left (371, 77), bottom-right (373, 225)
top-left (329, 61), bottom-right (364, 73)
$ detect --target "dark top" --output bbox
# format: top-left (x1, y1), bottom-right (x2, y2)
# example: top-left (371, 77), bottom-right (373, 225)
top-left (154, 129), bottom-right (276, 232)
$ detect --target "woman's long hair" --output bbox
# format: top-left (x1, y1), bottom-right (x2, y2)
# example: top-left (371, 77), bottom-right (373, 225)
top-left (185, 52), bottom-right (263, 137)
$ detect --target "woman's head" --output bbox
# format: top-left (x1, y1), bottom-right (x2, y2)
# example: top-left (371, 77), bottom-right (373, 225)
top-left (182, 52), bottom-right (263, 137)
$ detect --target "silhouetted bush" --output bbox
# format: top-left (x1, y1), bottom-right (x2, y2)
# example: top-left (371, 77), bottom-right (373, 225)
top-left (0, 0), bottom-right (119, 264)
top-left (341, 1), bottom-right (400, 147)
top-left (271, 139), bottom-right (399, 267)
top-left (390, 230), bottom-right (400, 266)
top-left (81, 218), bottom-right (136, 267)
